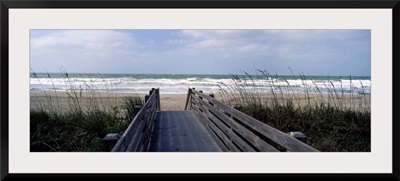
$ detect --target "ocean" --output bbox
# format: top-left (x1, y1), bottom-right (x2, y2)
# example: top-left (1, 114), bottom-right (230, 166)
top-left (30, 73), bottom-right (371, 95)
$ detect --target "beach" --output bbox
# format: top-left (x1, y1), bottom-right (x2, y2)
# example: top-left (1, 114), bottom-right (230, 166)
top-left (30, 91), bottom-right (202, 111)
top-left (30, 72), bottom-right (371, 112)
top-left (30, 89), bottom-right (371, 152)
top-left (30, 90), bottom-right (370, 112)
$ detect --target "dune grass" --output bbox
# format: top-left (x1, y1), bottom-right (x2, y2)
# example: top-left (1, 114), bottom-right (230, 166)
top-left (30, 68), bottom-right (370, 152)
top-left (30, 70), bottom-right (144, 152)
top-left (217, 69), bottom-right (370, 152)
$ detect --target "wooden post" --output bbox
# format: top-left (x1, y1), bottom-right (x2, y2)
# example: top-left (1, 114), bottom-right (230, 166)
top-left (133, 106), bottom-right (142, 116)
top-left (156, 88), bottom-right (161, 111)
top-left (102, 133), bottom-right (122, 151)
top-left (288, 131), bottom-right (307, 144)
top-left (147, 88), bottom-right (155, 103)
top-left (198, 90), bottom-right (205, 113)
top-left (233, 105), bottom-right (242, 111)
top-left (184, 88), bottom-right (192, 110)
top-left (209, 94), bottom-right (214, 106)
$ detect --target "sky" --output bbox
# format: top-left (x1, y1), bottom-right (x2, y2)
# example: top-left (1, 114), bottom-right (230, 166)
top-left (30, 29), bottom-right (371, 76)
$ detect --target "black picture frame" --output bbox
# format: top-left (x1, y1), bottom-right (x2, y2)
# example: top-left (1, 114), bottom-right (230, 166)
top-left (1, 0), bottom-right (399, 180)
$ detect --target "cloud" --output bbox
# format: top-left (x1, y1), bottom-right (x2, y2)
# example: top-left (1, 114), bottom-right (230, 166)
top-left (182, 30), bottom-right (268, 40)
top-left (31, 30), bottom-right (135, 59)
top-left (30, 29), bottom-right (370, 75)
top-left (176, 30), bottom-right (369, 62)
top-left (237, 44), bottom-right (270, 54)
top-left (171, 30), bottom-right (275, 58)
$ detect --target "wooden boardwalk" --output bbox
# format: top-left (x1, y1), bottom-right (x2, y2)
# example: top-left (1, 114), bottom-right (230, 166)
top-left (148, 111), bottom-right (221, 152)
top-left (108, 88), bottom-right (319, 152)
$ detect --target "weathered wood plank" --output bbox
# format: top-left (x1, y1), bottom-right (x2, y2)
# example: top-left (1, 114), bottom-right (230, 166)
top-left (142, 110), bottom-right (155, 152)
top-left (206, 117), bottom-right (236, 151)
top-left (191, 95), bottom-right (243, 151)
top-left (191, 89), bottom-right (318, 152)
top-left (121, 115), bottom-right (142, 148)
top-left (191, 100), bottom-right (232, 151)
top-left (190, 103), bottom-right (206, 126)
top-left (197, 98), bottom-right (256, 152)
top-left (184, 88), bottom-right (192, 110)
top-left (196, 104), bottom-right (230, 146)
top-left (127, 100), bottom-right (158, 152)
top-left (216, 100), bottom-right (318, 152)
top-left (192, 93), bottom-right (279, 152)
top-left (136, 105), bottom-right (157, 151)
top-left (111, 136), bottom-right (126, 152)
top-left (126, 117), bottom-right (147, 151)
top-left (191, 110), bottom-right (230, 152)
top-left (123, 92), bottom-right (155, 143)
top-left (209, 106), bottom-right (279, 152)
top-left (206, 108), bottom-right (256, 152)
top-left (148, 111), bottom-right (223, 152)
top-left (112, 88), bottom-right (159, 152)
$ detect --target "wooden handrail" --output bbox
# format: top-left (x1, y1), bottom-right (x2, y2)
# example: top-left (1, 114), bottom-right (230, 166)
top-left (187, 88), bottom-right (319, 152)
top-left (112, 88), bottom-right (160, 152)
top-left (184, 87), bottom-right (192, 110)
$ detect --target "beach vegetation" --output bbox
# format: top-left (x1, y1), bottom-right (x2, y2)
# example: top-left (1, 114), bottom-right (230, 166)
top-left (30, 70), bottom-right (144, 152)
top-left (217, 68), bottom-right (370, 152)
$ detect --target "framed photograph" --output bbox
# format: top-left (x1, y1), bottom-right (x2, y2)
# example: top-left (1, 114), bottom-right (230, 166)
top-left (1, 0), bottom-right (398, 180)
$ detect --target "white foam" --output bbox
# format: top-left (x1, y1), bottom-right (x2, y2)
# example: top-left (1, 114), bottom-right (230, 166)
top-left (30, 77), bottom-right (371, 95)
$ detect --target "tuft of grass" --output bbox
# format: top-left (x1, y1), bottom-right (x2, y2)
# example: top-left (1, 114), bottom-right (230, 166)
top-left (122, 96), bottom-right (144, 122)
top-left (30, 69), bottom-right (144, 152)
top-left (218, 68), bottom-right (370, 152)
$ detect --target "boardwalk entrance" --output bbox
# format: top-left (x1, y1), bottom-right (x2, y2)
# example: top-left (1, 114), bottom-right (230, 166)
top-left (107, 88), bottom-right (319, 152)
top-left (148, 111), bottom-right (221, 152)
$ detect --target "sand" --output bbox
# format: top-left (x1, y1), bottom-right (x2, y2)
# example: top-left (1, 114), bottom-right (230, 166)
top-left (30, 91), bottom-right (370, 112)
top-left (30, 91), bottom-right (197, 111)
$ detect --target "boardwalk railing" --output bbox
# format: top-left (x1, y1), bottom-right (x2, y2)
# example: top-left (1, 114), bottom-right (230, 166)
top-left (112, 88), bottom-right (160, 152)
top-left (185, 87), bottom-right (319, 152)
